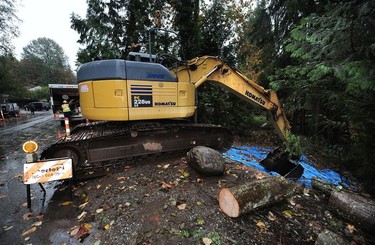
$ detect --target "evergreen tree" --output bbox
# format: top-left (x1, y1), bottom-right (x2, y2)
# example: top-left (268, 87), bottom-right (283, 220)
top-left (271, 0), bottom-right (375, 190)
top-left (71, 0), bottom-right (176, 63)
top-left (0, 0), bottom-right (20, 55)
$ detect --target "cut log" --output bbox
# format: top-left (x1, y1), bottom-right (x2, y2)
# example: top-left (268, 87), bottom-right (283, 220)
top-left (329, 190), bottom-right (375, 234)
top-left (218, 176), bottom-right (298, 217)
top-left (186, 146), bottom-right (226, 176)
top-left (311, 178), bottom-right (336, 196)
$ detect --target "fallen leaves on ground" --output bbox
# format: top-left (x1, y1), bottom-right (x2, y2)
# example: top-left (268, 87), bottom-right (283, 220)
top-left (197, 216), bottom-right (205, 225)
top-left (161, 182), bottom-right (172, 189)
top-left (32, 221), bottom-right (43, 227)
top-left (177, 203), bottom-right (187, 210)
top-left (104, 220), bottom-right (115, 230)
top-left (77, 211), bottom-right (87, 220)
top-left (79, 202), bottom-right (89, 209)
top-left (202, 237), bottom-right (212, 245)
top-left (36, 213), bottom-right (44, 219)
top-left (116, 176), bottom-right (127, 181)
top-left (346, 224), bottom-right (356, 234)
top-left (21, 226), bottom-right (36, 236)
top-left (268, 211), bottom-right (277, 221)
top-left (23, 212), bottom-right (33, 221)
top-left (3, 226), bottom-right (13, 231)
top-left (59, 201), bottom-right (73, 206)
top-left (13, 174), bottom-right (23, 180)
top-left (256, 221), bottom-right (267, 229)
top-left (69, 224), bottom-right (91, 241)
top-left (282, 210), bottom-right (293, 218)
top-left (254, 172), bottom-right (266, 179)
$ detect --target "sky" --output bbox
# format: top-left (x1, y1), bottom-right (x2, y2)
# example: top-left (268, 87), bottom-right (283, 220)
top-left (13, 0), bottom-right (88, 71)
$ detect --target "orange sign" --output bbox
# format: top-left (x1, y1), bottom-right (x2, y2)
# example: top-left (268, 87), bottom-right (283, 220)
top-left (23, 158), bottom-right (73, 184)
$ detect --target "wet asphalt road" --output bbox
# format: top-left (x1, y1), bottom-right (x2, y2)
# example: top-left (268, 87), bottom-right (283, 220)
top-left (0, 111), bottom-right (95, 244)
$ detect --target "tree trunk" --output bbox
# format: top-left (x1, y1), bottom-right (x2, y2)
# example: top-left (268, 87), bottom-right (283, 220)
top-left (218, 176), bottom-right (298, 218)
top-left (311, 178), bottom-right (335, 196)
top-left (329, 190), bottom-right (375, 234)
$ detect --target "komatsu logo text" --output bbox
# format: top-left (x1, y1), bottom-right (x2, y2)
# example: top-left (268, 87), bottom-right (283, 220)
top-left (245, 90), bottom-right (266, 105)
top-left (155, 101), bottom-right (176, 106)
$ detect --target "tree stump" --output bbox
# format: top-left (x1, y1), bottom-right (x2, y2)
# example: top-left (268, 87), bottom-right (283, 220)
top-left (186, 146), bottom-right (226, 176)
top-left (329, 190), bottom-right (375, 234)
top-left (218, 176), bottom-right (298, 217)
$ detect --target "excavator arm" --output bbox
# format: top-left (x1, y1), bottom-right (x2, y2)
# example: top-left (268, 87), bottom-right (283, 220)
top-left (172, 56), bottom-right (303, 179)
top-left (172, 56), bottom-right (291, 141)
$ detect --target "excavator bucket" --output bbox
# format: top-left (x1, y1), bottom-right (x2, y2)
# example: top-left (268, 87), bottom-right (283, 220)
top-left (260, 147), bottom-right (304, 179)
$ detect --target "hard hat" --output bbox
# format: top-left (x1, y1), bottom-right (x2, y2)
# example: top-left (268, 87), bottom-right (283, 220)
top-left (63, 100), bottom-right (68, 103)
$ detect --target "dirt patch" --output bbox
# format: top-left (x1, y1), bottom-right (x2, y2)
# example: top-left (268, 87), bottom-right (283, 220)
top-left (64, 148), bottom-right (373, 245)
top-left (6, 118), bottom-right (371, 245)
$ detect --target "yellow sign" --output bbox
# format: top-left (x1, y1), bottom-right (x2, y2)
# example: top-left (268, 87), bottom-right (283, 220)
top-left (22, 141), bottom-right (39, 153)
top-left (23, 158), bottom-right (73, 184)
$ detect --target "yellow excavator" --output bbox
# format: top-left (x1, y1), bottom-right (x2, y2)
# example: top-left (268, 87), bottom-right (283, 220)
top-left (41, 53), bottom-right (303, 179)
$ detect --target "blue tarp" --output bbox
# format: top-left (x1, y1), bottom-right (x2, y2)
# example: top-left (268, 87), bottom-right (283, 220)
top-left (222, 145), bottom-right (351, 188)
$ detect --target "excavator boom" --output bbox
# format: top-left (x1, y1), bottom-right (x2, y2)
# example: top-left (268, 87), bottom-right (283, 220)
top-left (172, 56), bottom-right (291, 140)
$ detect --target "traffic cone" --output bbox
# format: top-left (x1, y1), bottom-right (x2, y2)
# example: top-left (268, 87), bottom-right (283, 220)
top-left (64, 117), bottom-right (71, 139)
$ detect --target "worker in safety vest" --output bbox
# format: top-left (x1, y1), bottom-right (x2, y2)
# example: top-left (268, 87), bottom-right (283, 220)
top-left (61, 100), bottom-right (72, 121)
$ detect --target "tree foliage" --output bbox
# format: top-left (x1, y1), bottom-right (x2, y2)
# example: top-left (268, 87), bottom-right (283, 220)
top-left (195, 0), bottom-right (260, 135)
top-left (71, 0), bottom-right (158, 63)
top-left (22, 37), bottom-right (69, 69)
top-left (270, 0), bottom-right (375, 188)
top-left (0, 54), bottom-right (25, 99)
top-left (0, 0), bottom-right (20, 55)
top-left (20, 38), bottom-right (75, 86)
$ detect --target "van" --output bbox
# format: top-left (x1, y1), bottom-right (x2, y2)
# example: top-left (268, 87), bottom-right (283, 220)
top-left (28, 102), bottom-right (50, 111)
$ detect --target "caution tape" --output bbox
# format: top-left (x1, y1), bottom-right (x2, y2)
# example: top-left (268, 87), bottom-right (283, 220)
top-left (23, 158), bottom-right (73, 184)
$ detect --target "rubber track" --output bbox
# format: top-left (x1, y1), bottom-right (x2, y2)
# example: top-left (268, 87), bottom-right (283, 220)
top-left (40, 120), bottom-right (233, 180)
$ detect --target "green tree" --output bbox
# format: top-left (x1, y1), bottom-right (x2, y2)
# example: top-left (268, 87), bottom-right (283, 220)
top-left (171, 0), bottom-right (200, 59)
top-left (20, 38), bottom-right (75, 86)
top-left (271, 0), bottom-right (375, 190)
top-left (71, 0), bottom-right (157, 63)
top-left (0, 0), bottom-right (22, 100)
top-left (239, 0), bottom-right (327, 87)
top-left (196, 0), bottom-right (262, 135)
top-left (0, 0), bottom-right (20, 55)
top-left (0, 54), bottom-right (26, 99)
top-left (199, 1), bottom-right (231, 57)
